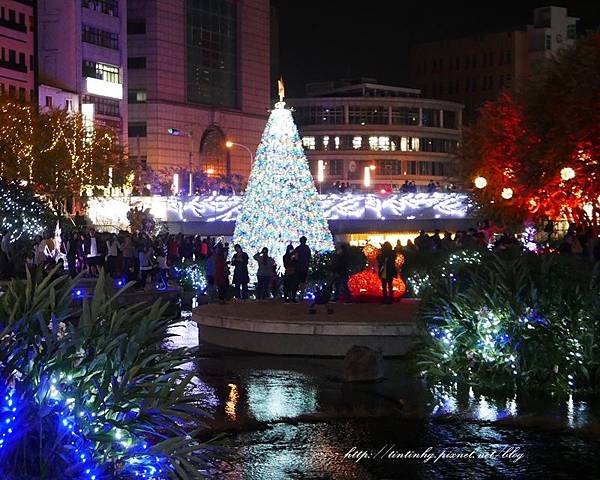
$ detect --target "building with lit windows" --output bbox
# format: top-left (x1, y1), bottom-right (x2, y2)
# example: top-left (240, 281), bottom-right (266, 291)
top-left (286, 80), bottom-right (463, 191)
top-left (37, 0), bottom-right (127, 141)
top-left (126, 0), bottom-right (270, 182)
top-left (409, 6), bottom-right (578, 120)
top-left (0, 0), bottom-right (35, 102)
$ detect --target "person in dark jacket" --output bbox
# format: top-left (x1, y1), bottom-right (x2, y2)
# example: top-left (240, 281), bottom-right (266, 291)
top-left (66, 231), bottom-right (80, 278)
top-left (214, 244), bottom-right (229, 304)
top-left (378, 241), bottom-right (397, 304)
top-left (331, 242), bottom-right (351, 302)
top-left (282, 244), bottom-right (298, 303)
top-left (293, 236), bottom-right (311, 298)
top-left (231, 244), bottom-right (249, 300)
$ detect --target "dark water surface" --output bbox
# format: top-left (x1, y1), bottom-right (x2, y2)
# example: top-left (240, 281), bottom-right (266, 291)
top-left (170, 319), bottom-right (600, 480)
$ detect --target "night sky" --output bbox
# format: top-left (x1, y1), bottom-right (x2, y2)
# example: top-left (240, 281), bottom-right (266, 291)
top-left (272, 0), bottom-right (600, 97)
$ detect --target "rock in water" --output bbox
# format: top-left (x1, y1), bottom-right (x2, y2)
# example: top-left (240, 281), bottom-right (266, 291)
top-left (343, 345), bottom-right (384, 382)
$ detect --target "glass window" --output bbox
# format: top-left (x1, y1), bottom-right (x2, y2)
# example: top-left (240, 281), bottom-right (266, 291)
top-left (82, 0), bottom-right (119, 17)
top-left (82, 25), bottom-right (119, 49)
top-left (128, 122), bottom-right (147, 137)
top-left (567, 24), bottom-right (576, 40)
top-left (127, 20), bottom-right (146, 34)
top-left (391, 107), bottom-right (418, 125)
top-left (328, 159), bottom-right (343, 176)
top-left (368, 136), bottom-right (390, 151)
top-left (294, 105), bottom-right (344, 125)
top-left (302, 136), bottom-right (315, 150)
top-left (348, 106), bottom-right (388, 125)
top-left (443, 111), bottom-right (457, 129)
top-left (422, 109), bottom-right (441, 127)
top-left (377, 159), bottom-right (401, 176)
top-left (128, 89), bottom-right (147, 103)
top-left (545, 34), bottom-right (552, 50)
top-left (82, 95), bottom-right (120, 117)
top-left (83, 60), bottom-right (120, 83)
top-left (200, 125), bottom-right (229, 176)
top-left (128, 57), bottom-right (146, 69)
top-left (407, 161), bottom-right (417, 175)
top-left (187, 0), bottom-right (238, 108)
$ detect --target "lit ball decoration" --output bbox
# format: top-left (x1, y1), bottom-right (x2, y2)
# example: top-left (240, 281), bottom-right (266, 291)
top-left (560, 167), bottom-right (576, 181)
top-left (474, 176), bottom-right (488, 189)
top-left (348, 243), bottom-right (406, 302)
top-left (501, 188), bottom-right (513, 200)
top-left (232, 100), bottom-right (334, 274)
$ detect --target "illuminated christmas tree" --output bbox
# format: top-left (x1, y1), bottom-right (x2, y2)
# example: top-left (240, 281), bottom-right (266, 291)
top-left (233, 81), bottom-right (334, 272)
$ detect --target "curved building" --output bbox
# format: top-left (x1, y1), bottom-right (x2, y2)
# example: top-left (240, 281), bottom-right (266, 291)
top-left (287, 81), bottom-right (463, 191)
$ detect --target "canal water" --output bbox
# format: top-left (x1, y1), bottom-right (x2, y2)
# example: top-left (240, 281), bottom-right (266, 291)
top-left (169, 319), bottom-right (600, 479)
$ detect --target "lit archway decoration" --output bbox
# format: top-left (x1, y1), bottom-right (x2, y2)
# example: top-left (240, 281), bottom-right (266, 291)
top-left (348, 243), bottom-right (406, 302)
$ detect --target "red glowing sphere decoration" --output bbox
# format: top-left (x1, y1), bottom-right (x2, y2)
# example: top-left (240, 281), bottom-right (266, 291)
top-left (347, 243), bottom-right (407, 302)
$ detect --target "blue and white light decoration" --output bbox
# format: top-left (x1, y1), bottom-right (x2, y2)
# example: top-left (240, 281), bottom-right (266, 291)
top-left (167, 192), bottom-right (470, 223)
top-left (173, 264), bottom-right (207, 292)
top-left (232, 99), bottom-right (334, 273)
top-left (0, 388), bottom-right (17, 452)
top-left (0, 378), bottom-right (167, 479)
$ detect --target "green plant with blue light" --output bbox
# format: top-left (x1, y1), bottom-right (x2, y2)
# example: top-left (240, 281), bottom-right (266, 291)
top-left (0, 269), bottom-right (212, 479)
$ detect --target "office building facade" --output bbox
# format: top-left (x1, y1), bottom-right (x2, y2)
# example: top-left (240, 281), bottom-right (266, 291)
top-left (37, 0), bottom-right (128, 140)
top-left (0, 0), bottom-right (35, 102)
top-left (409, 6), bottom-right (578, 118)
top-left (287, 81), bottom-right (463, 190)
top-left (127, 0), bottom-right (270, 182)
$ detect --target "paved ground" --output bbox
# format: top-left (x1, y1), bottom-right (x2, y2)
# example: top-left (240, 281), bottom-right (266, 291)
top-left (196, 299), bottom-right (419, 324)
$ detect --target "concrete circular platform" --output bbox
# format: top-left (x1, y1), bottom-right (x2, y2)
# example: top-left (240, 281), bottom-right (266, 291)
top-left (192, 300), bottom-right (422, 357)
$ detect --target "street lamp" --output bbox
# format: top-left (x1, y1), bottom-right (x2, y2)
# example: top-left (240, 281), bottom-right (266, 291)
top-left (225, 140), bottom-right (254, 166)
top-left (474, 176), bottom-right (487, 189)
top-left (168, 126), bottom-right (194, 196)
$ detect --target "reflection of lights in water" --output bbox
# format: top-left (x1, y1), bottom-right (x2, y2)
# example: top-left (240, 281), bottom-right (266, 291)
top-left (166, 319), bottom-right (198, 349)
top-left (190, 376), bottom-right (220, 410)
top-left (476, 395), bottom-right (498, 421)
top-left (431, 385), bottom-right (458, 416)
top-left (505, 395), bottom-right (517, 417)
top-left (567, 394), bottom-right (574, 428)
top-left (225, 383), bottom-right (238, 421)
top-left (247, 373), bottom-right (317, 421)
top-left (565, 394), bottom-right (588, 429)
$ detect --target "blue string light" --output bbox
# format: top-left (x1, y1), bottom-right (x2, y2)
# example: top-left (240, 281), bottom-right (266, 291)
top-left (0, 381), bottom-right (166, 479)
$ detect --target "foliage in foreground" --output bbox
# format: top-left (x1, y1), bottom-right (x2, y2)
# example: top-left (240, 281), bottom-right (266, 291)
top-left (0, 270), bottom-right (211, 479)
top-left (417, 253), bottom-right (600, 396)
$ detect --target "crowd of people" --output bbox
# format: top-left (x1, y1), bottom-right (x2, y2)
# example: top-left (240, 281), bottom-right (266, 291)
top-left (1, 218), bottom-right (598, 303)
top-left (326, 180), bottom-right (457, 194)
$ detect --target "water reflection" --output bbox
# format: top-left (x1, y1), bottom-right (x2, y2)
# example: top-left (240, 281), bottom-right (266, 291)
top-left (192, 346), bottom-right (600, 479)
top-left (166, 316), bottom-right (198, 349)
top-left (225, 383), bottom-right (239, 421)
top-left (246, 371), bottom-right (318, 422)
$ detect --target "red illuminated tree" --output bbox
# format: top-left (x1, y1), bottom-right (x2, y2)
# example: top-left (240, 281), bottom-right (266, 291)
top-left (463, 34), bottom-right (600, 228)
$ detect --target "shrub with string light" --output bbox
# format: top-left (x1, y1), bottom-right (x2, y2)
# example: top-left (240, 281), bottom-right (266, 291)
top-left (418, 253), bottom-right (600, 395)
top-left (0, 270), bottom-right (211, 479)
top-left (0, 179), bottom-right (54, 242)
